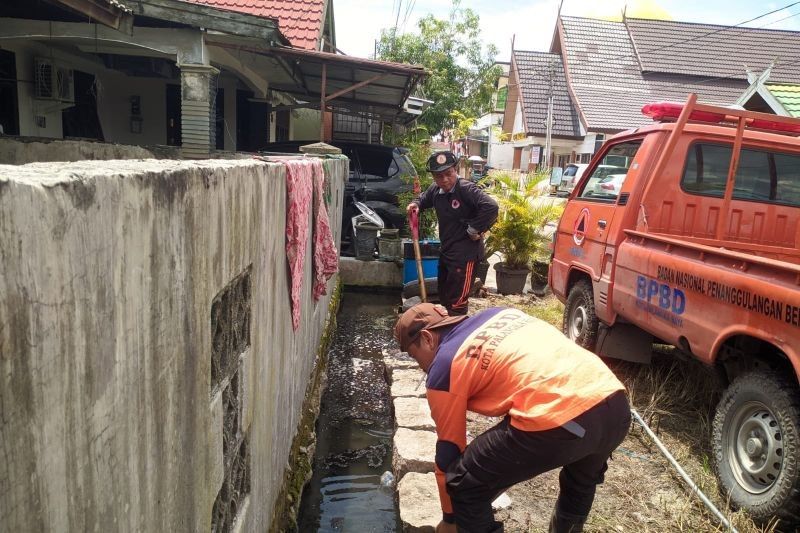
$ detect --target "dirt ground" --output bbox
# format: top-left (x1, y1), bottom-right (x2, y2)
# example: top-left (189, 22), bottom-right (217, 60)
top-left (464, 292), bottom-right (777, 533)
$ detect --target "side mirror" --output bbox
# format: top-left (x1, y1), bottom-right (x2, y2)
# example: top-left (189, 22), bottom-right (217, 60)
top-left (549, 167), bottom-right (563, 187)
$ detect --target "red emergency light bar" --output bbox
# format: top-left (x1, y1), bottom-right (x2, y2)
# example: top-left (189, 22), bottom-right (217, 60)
top-left (642, 101), bottom-right (800, 134)
top-left (642, 102), bottom-right (725, 123)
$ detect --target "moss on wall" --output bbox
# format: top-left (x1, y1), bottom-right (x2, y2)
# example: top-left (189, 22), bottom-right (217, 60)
top-left (268, 278), bottom-right (342, 533)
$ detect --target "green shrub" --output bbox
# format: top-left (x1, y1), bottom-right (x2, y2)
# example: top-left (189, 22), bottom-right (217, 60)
top-left (484, 171), bottom-right (563, 270)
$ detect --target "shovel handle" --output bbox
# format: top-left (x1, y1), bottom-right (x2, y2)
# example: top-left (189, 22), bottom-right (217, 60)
top-left (408, 209), bottom-right (427, 303)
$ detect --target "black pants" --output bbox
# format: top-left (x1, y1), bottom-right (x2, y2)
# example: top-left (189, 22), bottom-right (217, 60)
top-left (445, 391), bottom-right (631, 533)
top-left (438, 259), bottom-right (475, 316)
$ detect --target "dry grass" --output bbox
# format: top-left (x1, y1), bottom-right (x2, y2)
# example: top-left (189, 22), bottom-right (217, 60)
top-left (466, 293), bottom-right (778, 532)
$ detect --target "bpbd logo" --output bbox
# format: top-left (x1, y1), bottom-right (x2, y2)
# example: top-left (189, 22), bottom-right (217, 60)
top-left (636, 275), bottom-right (686, 323)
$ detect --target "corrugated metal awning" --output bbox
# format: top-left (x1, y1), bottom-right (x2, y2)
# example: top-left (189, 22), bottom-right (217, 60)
top-left (206, 37), bottom-right (428, 128)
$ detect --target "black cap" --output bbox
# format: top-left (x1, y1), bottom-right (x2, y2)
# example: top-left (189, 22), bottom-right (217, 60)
top-left (426, 151), bottom-right (458, 173)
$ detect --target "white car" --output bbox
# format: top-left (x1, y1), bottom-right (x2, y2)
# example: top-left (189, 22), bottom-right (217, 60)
top-left (593, 173), bottom-right (627, 196)
top-left (559, 163), bottom-right (589, 192)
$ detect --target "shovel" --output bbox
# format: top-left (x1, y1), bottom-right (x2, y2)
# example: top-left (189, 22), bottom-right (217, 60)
top-left (409, 208), bottom-right (427, 303)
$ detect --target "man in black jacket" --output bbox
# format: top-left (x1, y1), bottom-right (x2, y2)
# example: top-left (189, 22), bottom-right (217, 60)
top-left (407, 151), bottom-right (499, 315)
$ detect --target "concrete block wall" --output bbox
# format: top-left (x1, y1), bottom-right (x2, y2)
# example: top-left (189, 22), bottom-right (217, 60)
top-left (0, 156), bottom-right (346, 531)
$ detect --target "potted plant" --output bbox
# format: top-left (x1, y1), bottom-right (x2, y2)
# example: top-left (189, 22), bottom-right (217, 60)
top-left (485, 172), bottom-right (564, 295)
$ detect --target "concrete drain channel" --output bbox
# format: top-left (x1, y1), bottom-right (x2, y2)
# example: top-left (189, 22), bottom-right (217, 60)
top-left (297, 290), bottom-right (442, 532)
top-left (298, 291), bottom-right (400, 532)
top-left (296, 290), bottom-right (738, 533)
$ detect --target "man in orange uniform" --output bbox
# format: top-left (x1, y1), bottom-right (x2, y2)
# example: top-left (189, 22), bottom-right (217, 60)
top-left (394, 303), bottom-right (631, 533)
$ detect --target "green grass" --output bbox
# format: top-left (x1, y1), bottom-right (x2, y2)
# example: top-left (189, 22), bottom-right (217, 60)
top-left (516, 294), bottom-right (564, 327)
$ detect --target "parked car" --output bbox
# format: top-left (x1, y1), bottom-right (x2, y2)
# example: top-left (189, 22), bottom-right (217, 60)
top-left (592, 173), bottom-right (627, 196)
top-left (559, 163), bottom-right (588, 192)
top-left (550, 96), bottom-right (800, 525)
top-left (261, 141), bottom-right (416, 255)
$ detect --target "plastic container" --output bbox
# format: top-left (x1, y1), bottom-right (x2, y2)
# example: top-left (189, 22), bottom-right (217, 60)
top-left (354, 222), bottom-right (381, 261)
top-left (402, 238), bottom-right (441, 284)
top-left (378, 228), bottom-right (402, 260)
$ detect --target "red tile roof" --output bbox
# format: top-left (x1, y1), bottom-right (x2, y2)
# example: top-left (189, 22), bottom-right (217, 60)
top-left (184, 0), bottom-right (326, 50)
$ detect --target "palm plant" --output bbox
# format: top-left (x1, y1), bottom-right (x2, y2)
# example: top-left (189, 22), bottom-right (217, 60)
top-left (485, 171), bottom-right (564, 271)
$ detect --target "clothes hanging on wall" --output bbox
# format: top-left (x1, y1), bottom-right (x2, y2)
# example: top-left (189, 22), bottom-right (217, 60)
top-left (312, 160), bottom-right (338, 300)
top-left (285, 159), bottom-right (313, 331)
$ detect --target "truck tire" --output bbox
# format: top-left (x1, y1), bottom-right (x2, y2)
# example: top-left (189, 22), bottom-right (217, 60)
top-left (563, 279), bottom-right (598, 351)
top-left (712, 370), bottom-right (800, 524)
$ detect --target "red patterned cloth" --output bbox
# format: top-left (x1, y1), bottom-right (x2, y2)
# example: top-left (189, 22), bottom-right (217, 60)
top-left (285, 158), bottom-right (339, 330)
top-left (311, 160), bottom-right (338, 300)
top-left (285, 159), bottom-right (313, 330)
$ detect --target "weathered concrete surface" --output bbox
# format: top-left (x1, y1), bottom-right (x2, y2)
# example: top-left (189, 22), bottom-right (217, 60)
top-left (0, 157), bottom-right (346, 531)
top-left (0, 136), bottom-right (164, 164)
top-left (398, 472), bottom-right (440, 532)
top-left (393, 428), bottom-right (436, 479)
top-left (391, 368), bottom-right (427, 398)
top-left (339, 256), bottom-right (403, 287)
top-left (394, 397), bottom-right (435, 430)
top-left (383, 347), bottom-right (418, 371)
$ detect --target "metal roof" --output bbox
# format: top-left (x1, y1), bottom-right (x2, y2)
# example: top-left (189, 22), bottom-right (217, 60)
top-left (766, 84), bottom-right (800, 118)
top-left (625, 17), bottom-right (800, 84)
top-left (204, 38), bottom-right (428, 123)
top-left (513, 50), bottom-right (582, 138)
top-left (557, 16), bottom-right (748, 132)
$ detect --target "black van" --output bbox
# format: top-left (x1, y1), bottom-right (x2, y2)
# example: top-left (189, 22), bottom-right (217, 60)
top-left (261, 141), bottom-right (417, 254)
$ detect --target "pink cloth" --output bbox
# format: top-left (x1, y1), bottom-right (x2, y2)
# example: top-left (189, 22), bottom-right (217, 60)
top-left (284, 159), bottom-right (339, 330)
top-left (312, 160), bottom-right (338, 300)
top-left (285, 160), bottom-right (313, 330)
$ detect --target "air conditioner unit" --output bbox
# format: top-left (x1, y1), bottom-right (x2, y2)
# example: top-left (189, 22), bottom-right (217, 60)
top-left (34, 58), bottom-right (75, 103)
top-left (34, 58), bottom-right (55, 99)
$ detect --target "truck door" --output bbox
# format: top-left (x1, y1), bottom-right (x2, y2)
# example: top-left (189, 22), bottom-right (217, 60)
top-left (555, 139), bottom-right (644, 320)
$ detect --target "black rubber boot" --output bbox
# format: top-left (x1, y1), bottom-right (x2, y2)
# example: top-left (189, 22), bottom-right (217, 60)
top-left (547, 509), bottom-right (587, 533)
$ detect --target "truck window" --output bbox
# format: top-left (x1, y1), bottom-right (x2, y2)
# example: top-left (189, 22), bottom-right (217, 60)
top-left (577, 140), bottom-right (642, 201)
top-left (681, 144), bottom-right (730, 197)
top-left (682, 143), bottom-right (800, 207)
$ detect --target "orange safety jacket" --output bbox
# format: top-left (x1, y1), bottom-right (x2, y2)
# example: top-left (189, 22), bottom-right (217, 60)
top-left (425, 307), bottom-right (625, 518)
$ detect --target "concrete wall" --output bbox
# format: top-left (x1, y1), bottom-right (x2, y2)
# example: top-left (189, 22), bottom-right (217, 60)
top-left (0, 136), bottom-right (169, 164)
top-left (0, 156), bottom-right (346, 532)
top-left (489, 142), bottom-right (514, 169)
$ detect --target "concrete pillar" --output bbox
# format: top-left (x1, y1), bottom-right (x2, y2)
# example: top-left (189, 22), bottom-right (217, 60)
top-left (179, 64), bottom-right (219, 159)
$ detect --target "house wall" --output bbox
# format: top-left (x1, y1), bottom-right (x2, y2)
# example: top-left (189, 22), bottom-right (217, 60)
top-left (502, 58), bottom-right (520, 135)
top-left (97, 74), bottom-right (170, 146)
top-left (5, 43), bottom-right (257, 152)
top-left (6, 42), bottom-right (170, 146)
top-left (8, 42), bottom-right (64, 138)
top-left (489, 142), bottom-right (514, 169)
top-left (0, 157), bottom-right (346, 532)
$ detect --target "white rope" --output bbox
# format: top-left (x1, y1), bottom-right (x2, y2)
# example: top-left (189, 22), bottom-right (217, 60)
top-left (630, 408), bottom-right (740, 533)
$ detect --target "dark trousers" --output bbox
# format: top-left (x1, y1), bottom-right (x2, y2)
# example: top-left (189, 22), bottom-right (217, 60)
top-left (445, 391), bottom-right (631, 533)
top-left (438, 259), bottom-right (475, 316)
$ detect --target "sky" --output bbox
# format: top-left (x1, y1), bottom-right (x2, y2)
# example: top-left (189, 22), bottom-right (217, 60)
top-left (332, 0), bottom-right (800, 61)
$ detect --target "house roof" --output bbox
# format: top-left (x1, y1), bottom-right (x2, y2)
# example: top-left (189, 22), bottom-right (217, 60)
top-left (184, 0), bottom-right (326, 50)
top-left (766, 84), bottom-right (800, 118)
top-left (557, 16), bottom-right (748, 132)
top-left (513, 50), bottom-right (581, 138)
top-left (625, 17), bottom-right (800, 84)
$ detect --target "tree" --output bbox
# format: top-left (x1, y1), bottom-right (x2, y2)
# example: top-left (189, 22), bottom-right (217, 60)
top-left (377, 0), bottom-right (501, 135)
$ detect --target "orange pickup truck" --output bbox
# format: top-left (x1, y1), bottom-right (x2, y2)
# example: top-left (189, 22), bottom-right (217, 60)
top-left (550, 94), bottom-right (800, 524)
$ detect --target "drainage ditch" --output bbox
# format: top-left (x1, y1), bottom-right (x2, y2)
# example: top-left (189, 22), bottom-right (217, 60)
top-left (297, 291), bottom-right (400, 532)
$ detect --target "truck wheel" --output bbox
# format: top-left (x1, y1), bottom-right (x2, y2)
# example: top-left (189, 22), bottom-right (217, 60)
top-left (712, 370), bottom-right (800, 524)
top-left (563, 279), bottom-right (598, 350)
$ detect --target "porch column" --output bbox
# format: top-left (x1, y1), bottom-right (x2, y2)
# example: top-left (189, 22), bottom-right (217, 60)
top-left (179, 64), bottom-right (219, 159)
